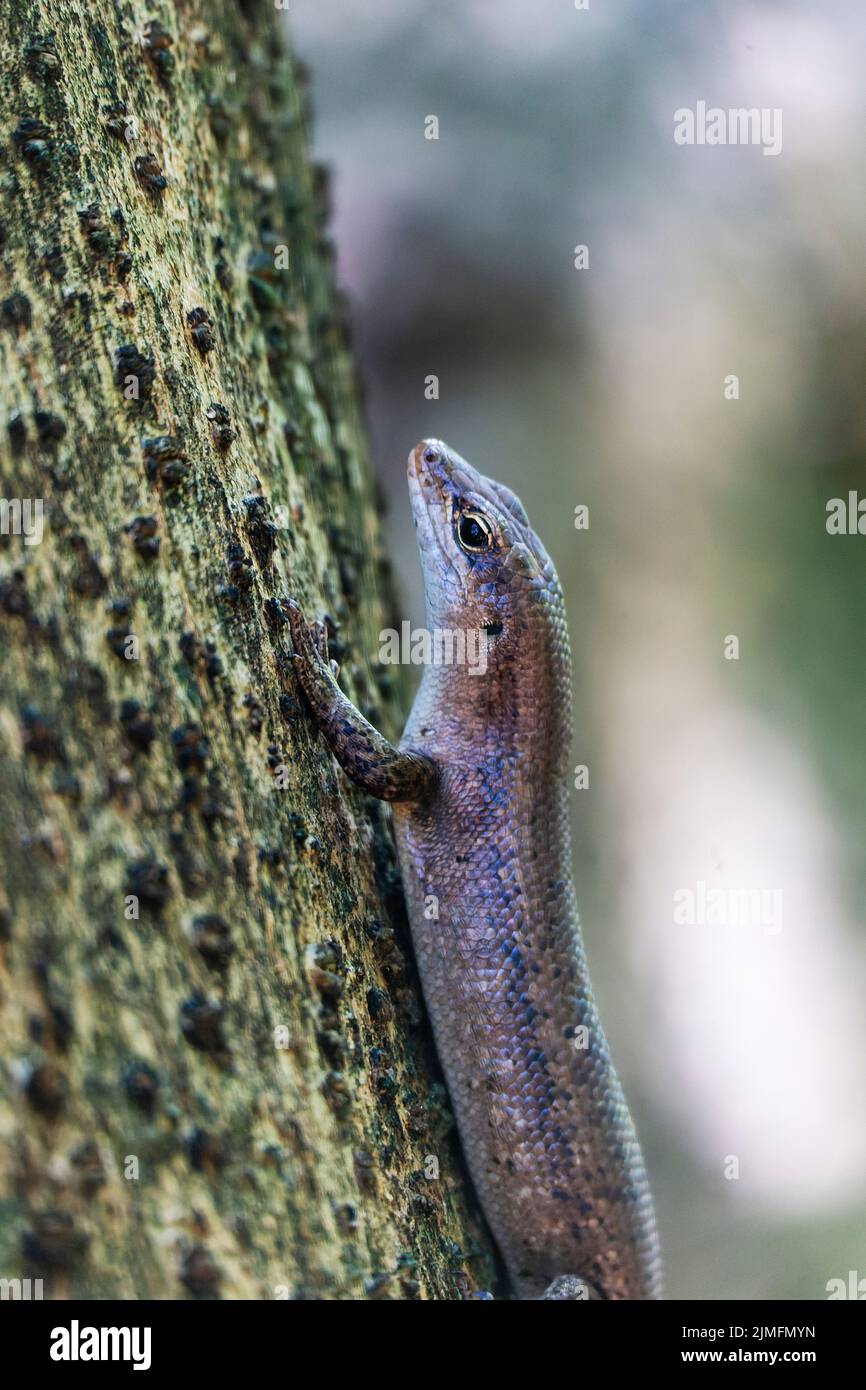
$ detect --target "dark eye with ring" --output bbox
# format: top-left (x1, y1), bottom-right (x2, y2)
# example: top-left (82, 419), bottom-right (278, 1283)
top-left (456, 510), bottom-right (494, 553)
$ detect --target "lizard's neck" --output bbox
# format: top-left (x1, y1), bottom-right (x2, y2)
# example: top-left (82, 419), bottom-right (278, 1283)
top-left (406, 582), bottom-right (573, 770)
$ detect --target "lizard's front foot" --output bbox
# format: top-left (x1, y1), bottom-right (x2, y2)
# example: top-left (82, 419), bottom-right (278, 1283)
top-left (282, 595), bottom-right (438, 804)
top-left (283, 597), bottom-right (339, 683)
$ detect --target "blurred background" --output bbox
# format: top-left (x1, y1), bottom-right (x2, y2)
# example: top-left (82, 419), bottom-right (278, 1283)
top-left (290, 0), bottom-right (866, 1298)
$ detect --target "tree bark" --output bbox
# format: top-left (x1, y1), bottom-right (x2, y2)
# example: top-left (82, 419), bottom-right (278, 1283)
top-left (0, 0), bottom-right (495, 1299)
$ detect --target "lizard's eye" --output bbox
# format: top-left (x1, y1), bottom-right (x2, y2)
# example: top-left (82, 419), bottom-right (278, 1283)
top-left (456, 510), bottom-right (494, 554)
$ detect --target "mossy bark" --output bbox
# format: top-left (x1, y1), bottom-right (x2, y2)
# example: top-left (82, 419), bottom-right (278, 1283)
top-left (0, 0), bottom-right (495, 1299)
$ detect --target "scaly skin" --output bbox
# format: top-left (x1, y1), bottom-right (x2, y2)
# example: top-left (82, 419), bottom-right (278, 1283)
top-left (287, 440), bottom-right (661, 1300)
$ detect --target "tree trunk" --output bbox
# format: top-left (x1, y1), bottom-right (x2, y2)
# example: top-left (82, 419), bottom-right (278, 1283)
top-left (0, 0), bottom-right (495, 1300)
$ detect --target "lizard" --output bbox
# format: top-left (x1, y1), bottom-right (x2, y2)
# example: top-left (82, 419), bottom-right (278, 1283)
top-left (285, 438), bottom-right (662, 1300)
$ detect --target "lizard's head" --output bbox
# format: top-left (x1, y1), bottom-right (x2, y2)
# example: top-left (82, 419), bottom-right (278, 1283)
top-left (407, 439), bottom-right (553, 641)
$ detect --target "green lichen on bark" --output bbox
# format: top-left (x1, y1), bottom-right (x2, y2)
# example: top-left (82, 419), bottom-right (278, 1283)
top-left (0, 0), bottom-right (496, 1299)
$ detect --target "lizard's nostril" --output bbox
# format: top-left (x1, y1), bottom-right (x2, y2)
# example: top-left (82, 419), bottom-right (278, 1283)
top-left (423, 446), bottom-right (439, 464)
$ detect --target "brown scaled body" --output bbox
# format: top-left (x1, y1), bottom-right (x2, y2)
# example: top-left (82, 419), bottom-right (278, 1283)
top-left (287, 440), bottom-right (661, 1300)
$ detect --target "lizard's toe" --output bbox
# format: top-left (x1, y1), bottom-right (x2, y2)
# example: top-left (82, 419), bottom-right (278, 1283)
top-left (311, 618), bottom-right (329, 663)
top-left (284, 598), bottom-right (315, 656)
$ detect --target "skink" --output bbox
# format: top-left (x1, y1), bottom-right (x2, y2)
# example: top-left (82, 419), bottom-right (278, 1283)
top-left (287, 439), bottom-right (661, 1300)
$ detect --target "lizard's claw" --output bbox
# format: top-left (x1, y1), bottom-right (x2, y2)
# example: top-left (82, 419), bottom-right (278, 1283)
top-left (283, 596), bottom-right (311, 655)
top-left (285, 598), bottom-right (321, 666)
top-left (311, 618), bottom-right (329, 664)
top-left (284, 598), bottom-right (340, 702)
top-left (284, 599), bottom-right (335, 667)
top-left (310, 618), bottom-right (340, 678)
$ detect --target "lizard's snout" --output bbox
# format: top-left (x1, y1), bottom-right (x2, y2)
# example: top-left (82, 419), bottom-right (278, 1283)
top-left (409, 439), bottom-right (448, 486)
